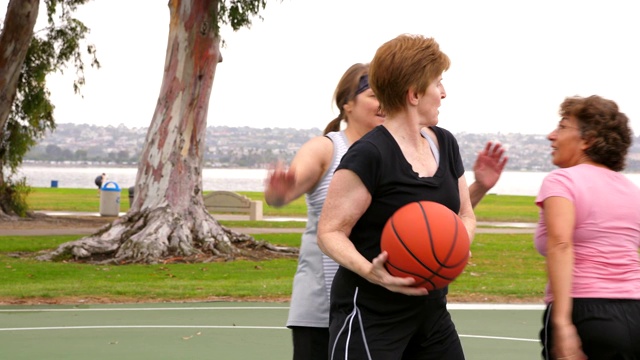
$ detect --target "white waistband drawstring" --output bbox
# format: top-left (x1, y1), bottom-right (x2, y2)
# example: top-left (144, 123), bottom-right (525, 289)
top-left (330, 287), bottom-right (372, 360)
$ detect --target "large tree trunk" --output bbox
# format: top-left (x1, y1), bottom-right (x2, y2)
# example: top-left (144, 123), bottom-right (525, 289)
top-left (0, 0), bottom-right (40, 218)
top-left (0, 0), bottom-right (39, 138)
top-left (39, 0), bottom-right (296, 264)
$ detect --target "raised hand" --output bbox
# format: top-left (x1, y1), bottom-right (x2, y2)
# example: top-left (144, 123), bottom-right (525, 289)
top-left (264, 161), bottom-right (296, 207)
top-left (473, 141), bottom-right (508, 191)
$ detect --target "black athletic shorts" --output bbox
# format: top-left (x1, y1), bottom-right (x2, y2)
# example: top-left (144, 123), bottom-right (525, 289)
top-left (540, 298), bottom-right (640, 360)
top-left (329, 294), bottom-right (464, 360)
top-left (291, 326), bottom-right (329, 360)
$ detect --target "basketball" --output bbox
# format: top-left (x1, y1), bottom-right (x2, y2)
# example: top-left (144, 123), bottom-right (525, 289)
top-left (380, 201), bottom-right (470, 291)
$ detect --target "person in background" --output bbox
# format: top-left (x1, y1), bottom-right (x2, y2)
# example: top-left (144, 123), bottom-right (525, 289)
top-left (317, 34), bottom-right (472, 359)
top-left (95, 173), bottom-right (106, 194)
top-left (534, 95), bottom-right (640, 360)
top-left (266, 61), bottom-right (507, 360)
top-left (266, 63), bottom-right (384, 360)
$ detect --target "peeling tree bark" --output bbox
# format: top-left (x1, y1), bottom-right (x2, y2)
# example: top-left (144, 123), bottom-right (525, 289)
top-left (0, 0), bottom-right (40, 199)
top-left (0, 0), bottom-right (39, 138)
top-left (39, 0), bottom-right (297, 264)
top-left (0, 0), bottom-right (39, 218)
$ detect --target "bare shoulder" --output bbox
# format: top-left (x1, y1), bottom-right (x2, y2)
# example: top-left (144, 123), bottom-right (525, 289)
top-left (302, 135), bottom-right (333, 151)
top-left (293, 135), bottom-right (334, 164)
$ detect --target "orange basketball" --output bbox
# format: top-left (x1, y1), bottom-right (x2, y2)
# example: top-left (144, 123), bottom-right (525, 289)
top-left (380, 201), bottom-right (470, 291)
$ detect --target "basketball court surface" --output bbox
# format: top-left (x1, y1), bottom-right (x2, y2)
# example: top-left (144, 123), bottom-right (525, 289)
top-left (0, 301), bottom-right (544, 359)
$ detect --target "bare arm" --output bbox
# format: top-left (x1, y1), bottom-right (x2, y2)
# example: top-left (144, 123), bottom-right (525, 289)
top-left (469, 141), bottom-right (508, 208)
top-left (264, 136), bottom-right (332, 207)
top-left (543, 196), bottom-right (586, 360)
top-left (317, 169), bottom-right (427, 296)
top-left (458, 174), bottom-right (476, 243)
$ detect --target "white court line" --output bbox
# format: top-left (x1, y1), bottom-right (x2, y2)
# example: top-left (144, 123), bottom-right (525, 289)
top-left (0, 306), bottom-right (289, 312)
top-left (459, 334), bottom-right (538, 342)
top-left (0, 304), bottom-right (544, 312)
top-left (0, 325), bottom-right (538, 342)
top-left (448, 304), bottom-right (545, 310)
top-left (0, 325), bottom-right (288, 331)
top-left (0, 304), bottom-right (542, 342)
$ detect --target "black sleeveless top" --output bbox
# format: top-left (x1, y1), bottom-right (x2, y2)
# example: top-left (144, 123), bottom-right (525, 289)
top-left (332, 125), bottom-right (465, 311)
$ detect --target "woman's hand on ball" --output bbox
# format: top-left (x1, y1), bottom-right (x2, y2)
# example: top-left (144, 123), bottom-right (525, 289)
top-left (368, 252), bottom-right (429, 296)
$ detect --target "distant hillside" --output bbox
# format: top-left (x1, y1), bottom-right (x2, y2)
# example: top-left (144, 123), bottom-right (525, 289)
top-left (24, 123), bottom-right (640, 173)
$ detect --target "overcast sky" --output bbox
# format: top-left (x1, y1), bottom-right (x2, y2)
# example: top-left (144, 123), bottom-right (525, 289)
top-left (3, 0), bottom-right (640, 135)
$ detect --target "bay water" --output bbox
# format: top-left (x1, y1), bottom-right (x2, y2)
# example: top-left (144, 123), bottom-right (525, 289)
top-left (15, 164), bottom-right (640, 197)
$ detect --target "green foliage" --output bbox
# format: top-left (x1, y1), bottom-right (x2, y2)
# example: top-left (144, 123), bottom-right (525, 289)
top-left (0, 0), bottom-right (99, 214)
top-left (0, 177), bottom-right (32, 217)
top-left (41, 0), bottom-right (100, 94)
top-left (215, 0), bottom-right (268, 35)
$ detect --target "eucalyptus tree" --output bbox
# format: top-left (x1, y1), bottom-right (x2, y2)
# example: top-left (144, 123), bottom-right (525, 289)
top-left (41, 0), bottom-right (295, 264)
top-left (0, 0), bottom-right (98, 216)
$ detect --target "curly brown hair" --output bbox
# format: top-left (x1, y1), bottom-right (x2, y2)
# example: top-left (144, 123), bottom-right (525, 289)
top-left (560, 95), bottom-right (632, 171)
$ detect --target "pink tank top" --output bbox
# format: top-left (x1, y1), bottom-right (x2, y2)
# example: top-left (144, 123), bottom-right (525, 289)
top-left (535, 164), bottom-right (640, 304)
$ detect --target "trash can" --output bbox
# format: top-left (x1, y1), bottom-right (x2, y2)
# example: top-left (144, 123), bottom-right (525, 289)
top-left (128, 186), bottom-right (135, 208)
top-left (99, 181), bottom-right (121, 217)
top-left (51, 180), bottom-right (58, 188)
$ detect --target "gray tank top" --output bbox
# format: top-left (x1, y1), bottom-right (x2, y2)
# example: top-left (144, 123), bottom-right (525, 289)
top-left (286, 131), bottom-right (349, 328)
top-left (313, 131), bottom-right (349, 297)
top-left (305, 131), bottom-right (350, 216)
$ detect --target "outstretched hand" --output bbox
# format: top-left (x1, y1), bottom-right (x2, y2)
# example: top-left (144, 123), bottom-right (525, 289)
top-left (473, 141), bottom-right (508, 191)
top-left (264, 161), bottom-right (296, 207)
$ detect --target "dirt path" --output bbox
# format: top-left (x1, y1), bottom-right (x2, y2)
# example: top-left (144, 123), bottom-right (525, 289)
top-left (0, 212), bottom-right (536, 236)
top-left (0, 214), bottom-right (309, 236)
top-left (0, 215), bottom-right (535, 236)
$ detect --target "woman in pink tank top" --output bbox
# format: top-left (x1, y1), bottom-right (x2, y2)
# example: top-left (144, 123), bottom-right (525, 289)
top-left (535, 95), bottom-right (640, 360)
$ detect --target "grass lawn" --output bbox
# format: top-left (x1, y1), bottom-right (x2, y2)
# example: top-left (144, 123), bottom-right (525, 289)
top-left (25, 188), bottom-right (538, 223)
top-left (0, 233), bottom-right (545, 303)
top-left (0, 188), bottom-right (545, 304)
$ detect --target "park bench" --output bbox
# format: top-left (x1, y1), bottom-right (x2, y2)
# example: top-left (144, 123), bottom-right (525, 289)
top-left (203, 190), bottom-right (263, 221)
